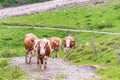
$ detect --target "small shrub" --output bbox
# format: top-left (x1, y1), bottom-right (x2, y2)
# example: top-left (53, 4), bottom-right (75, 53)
top-left (87, 22), bottom-right (91, 25)
top-left (117, 16), bottom-right (120, 20)
top-left (0, 48), bottom-right (19, 58)
top-left (0, 59), bottom-right (8, 68)
top-left (76, 22), bottom-right (80, 26)
top-left (1, 36), bottom-right (13, 40)
top-left (9, 66), bottom-right (24, 79)
top-left (114, 4), bottom-right (120, 9)
top-left (86, 19), bottom-right (91, 21)
top-left (0, 59), bottom-right (24, 80)
top-left (84, 14), bottom-right (92, 18)
top-left (73, 12), bottom-right (77, 14)
top-left (97, 23), bottom-right (114, 29)
top-left (56, 74), bottom-right (66, 80)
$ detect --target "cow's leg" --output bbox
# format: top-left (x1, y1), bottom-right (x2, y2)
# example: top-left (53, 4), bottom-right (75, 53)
top-left (37, 56), bottom-right (39, 65)
top-left (25, 53), bottom-right (28, 64)
top-left (28, 52), bottom-right (32, 64)
top-left (40, 57), bottom-right (44, 70)
top-left (56, 49), bottom-right (60, 58)
top-left (55, 50), bottom-right (57, 58)
top-left (24, 48), bottom-right (28, 64)
top-left (64, 48), bottom-right (66, 54)
top-left (44, 56), bottom-right (48, 69)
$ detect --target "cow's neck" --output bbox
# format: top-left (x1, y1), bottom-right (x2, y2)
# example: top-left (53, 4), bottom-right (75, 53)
top-left (49, 40), bottom-right (54, 53)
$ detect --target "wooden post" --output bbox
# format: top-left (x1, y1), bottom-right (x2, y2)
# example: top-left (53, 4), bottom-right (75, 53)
top-left (114, 42), bottom-right (120, 64)
top-left (90, 36), bottom-right (97, 54)
top-left (75, 34), bottom-right (80, 47)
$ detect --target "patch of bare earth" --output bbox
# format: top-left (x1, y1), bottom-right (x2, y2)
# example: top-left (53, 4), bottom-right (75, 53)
top-left (11, 57), bottom-right (99, 80)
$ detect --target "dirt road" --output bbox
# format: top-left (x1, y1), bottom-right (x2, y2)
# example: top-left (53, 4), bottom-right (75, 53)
top-left (0, 0), bottom-right (91, 19)
top-left (11, 57), bottom-right (99, 80)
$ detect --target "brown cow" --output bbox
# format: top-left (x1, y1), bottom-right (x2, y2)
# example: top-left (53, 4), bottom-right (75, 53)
top-left (24, 33), bottom-right (38, 64)
top-left (36, 38), bottom-right (52, 70)
top-left (48, 37), bottom-right (62, 58)
top-left (63, 36), bottom-right (75, 53)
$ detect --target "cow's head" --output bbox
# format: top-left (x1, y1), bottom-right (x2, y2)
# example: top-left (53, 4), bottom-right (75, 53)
top-left (38, 38), bottom-right (49, 56)
top-left (64, 37), bottom-right (75, 52)
top-left (64, 38), bottom-right (71, 51)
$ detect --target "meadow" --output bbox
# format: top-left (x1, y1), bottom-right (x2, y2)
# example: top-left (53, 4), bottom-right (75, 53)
top-left (0, 26), bottom-right (116, 57)
top-left (65, 35), bottom-right (120, 80)
top-left (0, 1), bottom-right (120, 32)
top-left (0, 26), bottom-right (120, 79)
top-left (0, 0), bottom-right (120, 79)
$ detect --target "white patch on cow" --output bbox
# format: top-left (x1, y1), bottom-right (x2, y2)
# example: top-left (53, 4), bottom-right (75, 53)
top-left (40, 41), bottom-right (45, 55)
top-left (48, 40), bottom-right (53, 53)
top-left (54, 41), bottom-right (58, 45)
top-left (66, 38), bottom-right (71, 48)
top-left (34, 39), bottom-right (40, 53)
top-left (41, 64), bottom-right (44, 70)
top-left (40, 38), bottom-right (47, 55)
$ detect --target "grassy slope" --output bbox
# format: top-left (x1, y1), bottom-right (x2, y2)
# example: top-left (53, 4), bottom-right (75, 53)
top-left (0, 1), bottom-right (120, 32)
top-left (0, 26), bottom-right (65, 57)
top-left (65, 35), bottom-right (120, 80)
top-left (0, 26), bottom-right (120, 79)
top-left (0, 0), bottom-right (120, 79)
top-left (0, 26), bottom-right (115, 57)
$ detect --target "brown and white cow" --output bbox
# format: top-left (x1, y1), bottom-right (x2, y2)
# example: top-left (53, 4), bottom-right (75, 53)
top-left (63, 36), bottom-right (75, 53)
top-left (36, 38), bottom-right (53, 70)
top-left (24, 33), bottom-right (38, 64)
top-left (48, 37), bottom-right (62, 58)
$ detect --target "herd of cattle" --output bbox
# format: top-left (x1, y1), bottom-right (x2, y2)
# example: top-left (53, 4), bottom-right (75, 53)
top-left (24, 33), bottom-right (75, 70)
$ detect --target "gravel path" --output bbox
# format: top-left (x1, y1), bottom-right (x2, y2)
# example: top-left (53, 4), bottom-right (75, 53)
top-left (11, 57), bottom-right (99, 80)
top-left (0, 0), bottom-right (91, 19)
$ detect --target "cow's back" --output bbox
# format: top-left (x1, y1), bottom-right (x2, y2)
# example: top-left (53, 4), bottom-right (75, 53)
top-left (24, 33), bottom-right (37, 52)
top-left (49, 37), bottom-right (62, 50)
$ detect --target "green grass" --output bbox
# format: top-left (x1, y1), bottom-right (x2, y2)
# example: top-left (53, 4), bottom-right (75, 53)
top-left (0, 1), bottom-right (120, 32)
top-left (0, 26), bottom-right (117, 57)
top-left (0, 1), bottom-right (120, 79)
top-left (64, 35), bottom-right (120, 80)
top-left (55, 74), bottom-right (66, 80)
top-left (0, 26), bottom-right (66, 57)
top-left (0, 58), bottom-right (24, 80)
top-left (0, 26), bottom-right (120, 79)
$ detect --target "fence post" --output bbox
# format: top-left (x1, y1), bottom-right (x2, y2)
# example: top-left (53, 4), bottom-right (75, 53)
top-left (90, 36), bottom-right (97, 54)
top-left (114, 42), bottom-right (120, 64)
top-left (75, 34), bottom-right (80, 47)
